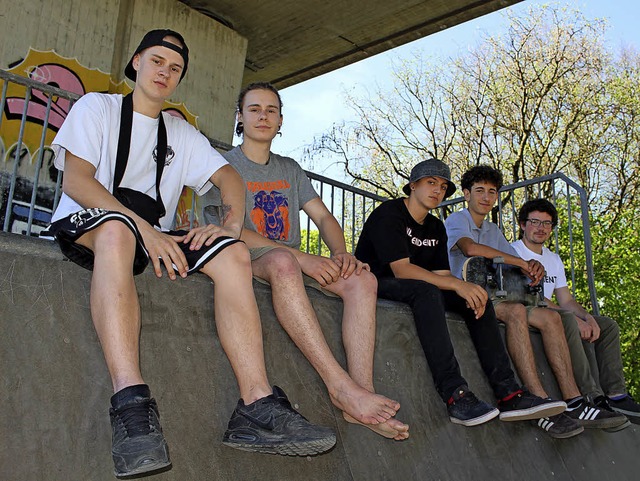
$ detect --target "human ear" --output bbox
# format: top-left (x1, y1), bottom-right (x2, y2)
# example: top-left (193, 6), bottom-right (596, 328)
top-left (132, 54), bottom-right (141, 72)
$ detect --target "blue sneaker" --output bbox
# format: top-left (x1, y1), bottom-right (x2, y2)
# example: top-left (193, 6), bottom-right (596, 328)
top-left (605, 394), bottom-right (640, 425)
top-left (447, 385), bottom-right (499, 426)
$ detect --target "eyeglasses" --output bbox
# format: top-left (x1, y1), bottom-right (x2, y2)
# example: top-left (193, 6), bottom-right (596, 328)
top-left (526, 218), bottom-right (555, 228)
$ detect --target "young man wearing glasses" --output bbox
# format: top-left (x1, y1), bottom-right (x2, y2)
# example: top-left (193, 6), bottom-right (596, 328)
top-left (444, 166), bottom-right (628, 437)
top-left (512, 199), bottom-right (640, 424)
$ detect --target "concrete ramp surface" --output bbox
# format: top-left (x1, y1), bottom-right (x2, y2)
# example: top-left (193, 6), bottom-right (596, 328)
top-left (1, 232), bottom-right (638, 480)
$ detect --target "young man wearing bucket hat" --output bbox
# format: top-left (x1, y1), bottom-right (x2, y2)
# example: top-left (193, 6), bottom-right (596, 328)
top-left (42, 30), bottom-right (335, 477)
top-left (355, 159), bottom-right (564, 426)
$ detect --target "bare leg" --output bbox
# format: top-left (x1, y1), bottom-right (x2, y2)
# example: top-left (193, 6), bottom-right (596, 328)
top-left (77, 222), bottom-right (145, 393)
top-left (199, 243), bottom-right (272, 404)
top-left (495, 302), bottom-right (548, 398)
top-left (251, 249), bottom-right (399, 426)
top-left (323, 269), bottom-right (409, 440)
top-left (527, 308), bottom-right (581, 400)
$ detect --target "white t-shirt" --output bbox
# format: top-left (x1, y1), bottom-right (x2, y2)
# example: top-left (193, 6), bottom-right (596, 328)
top-left (51, 92), bottom-right (227, 230)
top-left (511, 239), bottom-right (567, 299)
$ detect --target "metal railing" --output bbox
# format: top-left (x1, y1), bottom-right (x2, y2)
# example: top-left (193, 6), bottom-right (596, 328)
top-left (0, 69), bottom-right (80, 235)
top-left (303, 171), bottom-right (386, 255)
top-left (0, 69), bottom-right (388, 248)
top-left (1, 69), bottom-right (597, 311)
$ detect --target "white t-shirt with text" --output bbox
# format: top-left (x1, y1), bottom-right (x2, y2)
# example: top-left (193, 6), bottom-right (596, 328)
top-left (511, 239), bottom-right (567, 299)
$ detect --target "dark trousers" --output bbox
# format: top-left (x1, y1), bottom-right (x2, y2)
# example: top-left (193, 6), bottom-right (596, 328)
top-left (377, 277), bottom-right (520, 403)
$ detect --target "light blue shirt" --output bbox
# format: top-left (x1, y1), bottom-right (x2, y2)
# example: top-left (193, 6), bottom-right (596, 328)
top-left (444, 208), bottom-right (518, 279)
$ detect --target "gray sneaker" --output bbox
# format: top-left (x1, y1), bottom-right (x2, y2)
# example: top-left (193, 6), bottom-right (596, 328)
top-left (109, 384), bottom-right (171, 478)
top-left (536, 413), bottom-right (584, 439)
top-left (223, 386), bottom-right (336, 456)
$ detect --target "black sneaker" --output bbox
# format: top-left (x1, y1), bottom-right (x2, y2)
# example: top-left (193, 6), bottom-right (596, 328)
top-left (223, 386), bottom-right (336, 456)
top-left (446, 385), bottom-right (499, 426)
top-left (498, 391), bottom-right (566, 421)
top-left (606, 394), bottom-right (640, 425)
top-left (109, 384), bottom-right (171, 478)
top-left (592, 396), bottom-right (632, 432)
top-left (565, 398), bottom-right (628, 430)
top-left (536, 413), bottom-right (584, 439)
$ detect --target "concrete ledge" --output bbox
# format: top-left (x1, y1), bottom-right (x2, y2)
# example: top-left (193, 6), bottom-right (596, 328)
top-left (1, 231), bottom-right (638, 480)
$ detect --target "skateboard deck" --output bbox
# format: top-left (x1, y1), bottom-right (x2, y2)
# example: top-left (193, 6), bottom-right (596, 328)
top-left (462, 256), bottom-right (547, 307)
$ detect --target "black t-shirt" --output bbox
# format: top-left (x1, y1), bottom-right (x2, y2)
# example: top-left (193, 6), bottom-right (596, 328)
top-left (355, 198), bottom-right (450, 279)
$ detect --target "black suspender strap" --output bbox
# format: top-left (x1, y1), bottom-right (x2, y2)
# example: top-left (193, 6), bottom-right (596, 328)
top-left (113, 93), bottom-right (167, 220)
top-left (155, 110), bottom-right (167, 220)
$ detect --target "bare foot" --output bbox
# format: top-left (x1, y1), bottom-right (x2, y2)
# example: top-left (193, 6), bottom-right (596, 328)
top-left (329, 380), bottom-right (399, 424)
top-left (343, 412), bottom-right (410, 441)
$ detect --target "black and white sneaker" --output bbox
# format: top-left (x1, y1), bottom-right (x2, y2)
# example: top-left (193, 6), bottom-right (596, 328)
top-left (223, 386), bottom-right (336, 456)
top-left (498, 391), bottom-right (566, 421)
top-left (606, 394), bottom-right (640, 425)
top-left (565, 398), bottom-right (628, 430)
top-left (592, 396), bottom-right (632, 432)
top-left (447, 385), bottom-right (499, 426)
top-left (110, 384), bottom-right (171, 478)
top-left (536, 413), bottom-right (584, 439)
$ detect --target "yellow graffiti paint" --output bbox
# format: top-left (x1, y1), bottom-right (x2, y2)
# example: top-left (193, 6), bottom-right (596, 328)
top-left (2, 48), bottom-right (201, 229)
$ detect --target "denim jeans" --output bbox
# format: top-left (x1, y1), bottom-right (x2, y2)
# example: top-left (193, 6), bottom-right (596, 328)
top-left (377, 277), bottom-right (520, 403)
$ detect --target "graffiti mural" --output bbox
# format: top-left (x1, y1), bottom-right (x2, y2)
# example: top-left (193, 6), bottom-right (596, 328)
top-left (1, 48), bottom-right (201, 235)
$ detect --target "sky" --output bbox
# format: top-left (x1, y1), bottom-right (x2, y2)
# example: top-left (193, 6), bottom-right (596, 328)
top-left (248, 1), bottom-right (640, 181)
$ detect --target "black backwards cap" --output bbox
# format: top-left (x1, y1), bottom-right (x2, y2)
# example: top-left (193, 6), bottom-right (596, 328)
top-left (402, 158), bottom-right (457, 199)
top-left (124, 29), bottom-right (189, 82)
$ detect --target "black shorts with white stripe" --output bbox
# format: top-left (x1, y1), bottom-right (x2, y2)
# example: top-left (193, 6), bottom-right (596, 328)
top-left (169, 230), bottom-right (241, 275)
top-left (42, 208), bottom-right (241, 276)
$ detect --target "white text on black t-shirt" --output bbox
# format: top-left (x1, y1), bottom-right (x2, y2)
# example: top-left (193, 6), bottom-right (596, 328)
top-left (407, 227), bottom-right (439, 247)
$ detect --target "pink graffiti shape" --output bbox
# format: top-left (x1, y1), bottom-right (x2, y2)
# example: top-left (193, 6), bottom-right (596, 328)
top-left (163, 108), bottom-right (187, 120)
top-left (5, 64), bottom-right (86, 131)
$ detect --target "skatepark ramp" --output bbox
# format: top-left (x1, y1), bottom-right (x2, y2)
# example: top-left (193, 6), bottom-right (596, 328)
top-left (1, 231), bottom-right (638, 481)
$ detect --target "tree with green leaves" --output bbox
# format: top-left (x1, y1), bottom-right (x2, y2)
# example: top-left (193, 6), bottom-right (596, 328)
top-left (309, 3), bottom-right (640, 396)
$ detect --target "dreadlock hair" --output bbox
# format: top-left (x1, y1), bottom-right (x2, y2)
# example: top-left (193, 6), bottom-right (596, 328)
top-left (235, 81), bottom-right (283, 136)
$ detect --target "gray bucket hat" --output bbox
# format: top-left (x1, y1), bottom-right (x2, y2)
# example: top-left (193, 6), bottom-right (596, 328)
top-left (402, 158), bottom-right (456, 198)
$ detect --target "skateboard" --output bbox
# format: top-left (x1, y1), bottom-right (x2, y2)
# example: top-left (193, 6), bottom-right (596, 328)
top-left (462, 256), bottom-right (547, 307)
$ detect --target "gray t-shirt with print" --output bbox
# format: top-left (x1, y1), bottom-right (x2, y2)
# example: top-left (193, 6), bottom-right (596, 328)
top-left (202, 146), bottom-right (318, 249)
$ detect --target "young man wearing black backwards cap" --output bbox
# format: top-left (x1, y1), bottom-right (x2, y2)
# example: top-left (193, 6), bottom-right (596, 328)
top-left (355, 159), bottom-right (564, 427)
top-left (43, 30), bottom-right (335, 478)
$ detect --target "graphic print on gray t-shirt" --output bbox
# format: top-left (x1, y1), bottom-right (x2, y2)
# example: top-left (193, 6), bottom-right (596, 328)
top-left (202, 146), bottom-right (318, 249)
